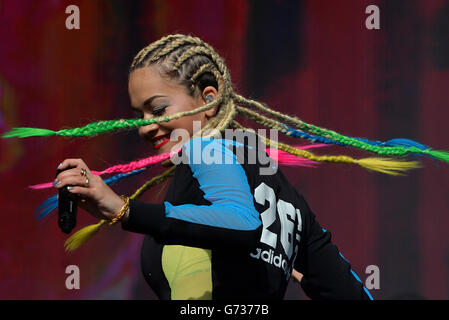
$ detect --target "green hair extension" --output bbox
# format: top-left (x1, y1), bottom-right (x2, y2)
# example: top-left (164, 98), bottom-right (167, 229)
top-left (2, 99), bottom-right (221, 139)
top-left (2, 127), bottom-right (57, 138)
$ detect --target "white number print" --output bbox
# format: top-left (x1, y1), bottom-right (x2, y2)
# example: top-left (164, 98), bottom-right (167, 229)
top-left (253, 182), bottom-right (302, 276)
top-left (254, 182), bottom-right (277, 248)
top-left (277, 199), bottom-right (296, 260)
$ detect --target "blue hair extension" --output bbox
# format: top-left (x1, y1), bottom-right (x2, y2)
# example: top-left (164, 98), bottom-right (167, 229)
top-left (382, 138), bottom-right (430, 150)
top-left (103, 167), bottom-right (147, 184)
top-left (283, 124), bottom-right (434, 157)
top-left (283, 125), bottom-right (346, 146)
top-left (34, 195), bottom-right (58, 219)
top-left (353, 137), bottom-right (430, 150)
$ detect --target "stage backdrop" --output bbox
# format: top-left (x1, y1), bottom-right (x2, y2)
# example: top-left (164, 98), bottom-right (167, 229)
top-left (0, 0), bottom-right (448, 300)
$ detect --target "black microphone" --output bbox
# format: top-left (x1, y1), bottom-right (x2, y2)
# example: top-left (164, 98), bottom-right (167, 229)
top-left (55, 166), bottom-right (78, 234)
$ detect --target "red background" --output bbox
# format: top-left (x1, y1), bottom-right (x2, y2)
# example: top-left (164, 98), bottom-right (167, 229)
top-left (0, 0), bottom-right (448, 299)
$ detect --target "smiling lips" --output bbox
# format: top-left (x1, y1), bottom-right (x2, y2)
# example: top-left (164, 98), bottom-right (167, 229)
top-left (152, 133), bottom-right (171, 149)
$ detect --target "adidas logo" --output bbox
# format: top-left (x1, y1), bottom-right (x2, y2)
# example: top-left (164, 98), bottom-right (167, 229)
top-left (249, 247), bottom-right (289, 274)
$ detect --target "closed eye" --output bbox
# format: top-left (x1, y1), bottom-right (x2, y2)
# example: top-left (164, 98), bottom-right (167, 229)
top-left (152, 105), bottom-right (168, 116)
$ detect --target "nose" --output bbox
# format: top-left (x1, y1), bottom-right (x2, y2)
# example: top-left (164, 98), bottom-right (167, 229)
top-left (138, 114), bottom-right (160, 140)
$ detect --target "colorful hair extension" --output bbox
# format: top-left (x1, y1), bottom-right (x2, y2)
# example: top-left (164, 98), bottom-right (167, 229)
top-left (267, 144), bottom-right (327, 167)
top-left (5, 107), bottom-right (446, 165)
top-left (29, 150), bottom-right (177, 190)
top-left (232, 94), bottom-right (449, 162)
top-left (29, 144), bottom-right (323, 191)
top-left (231, 121), bottom-right (422, 176)
top-left (235, 104), bottom-right (448, 162)
top-left (3, 34), bottom-right (446, 251)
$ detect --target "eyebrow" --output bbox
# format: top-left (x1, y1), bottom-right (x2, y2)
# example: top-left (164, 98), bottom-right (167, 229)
top-left (131, 94), bottom-right (168, 109)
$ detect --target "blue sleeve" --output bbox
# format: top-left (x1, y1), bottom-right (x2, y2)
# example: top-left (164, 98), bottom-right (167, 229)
top-left (164, 137), bottom-right (261, 231)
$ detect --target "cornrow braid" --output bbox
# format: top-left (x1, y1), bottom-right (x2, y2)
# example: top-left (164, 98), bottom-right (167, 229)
top-left (213, 99), bottom-right (238, 133)
top-left (147, 35), bottom-right (228, 78)
top-left (146, 35), bottom-right (205, 63)
top-left (188, 62), bottom-right (215, 93)
top-left (191, 63), bottom-right (216, 83)
top-left (130, 34), bottom-right (186, 70)
top-left (235, 105), bottom-right (288, 132)
top-left (172, 45), bottom-right (231, 83)
top-left (132, 33), bottom-right (236, 137)
top-left (138, 34), bottom-right (233, 95)
top-left (232, 92), bottom-right (306, 128)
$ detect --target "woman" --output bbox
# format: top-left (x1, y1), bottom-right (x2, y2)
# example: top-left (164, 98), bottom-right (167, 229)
top-left (52, 34), bottom-right (373, 300)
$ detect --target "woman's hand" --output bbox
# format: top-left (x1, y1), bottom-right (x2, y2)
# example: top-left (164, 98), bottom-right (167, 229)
top-left (53, 158), bottom-right (125, 221)
top-left (291, 269), bottom-right (303, 284)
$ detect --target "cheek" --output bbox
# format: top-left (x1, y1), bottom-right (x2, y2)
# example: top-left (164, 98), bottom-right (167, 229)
top-left (165, 101), bottom-right (205, 133)
top-left (169, 118), bottom-right (195, 134)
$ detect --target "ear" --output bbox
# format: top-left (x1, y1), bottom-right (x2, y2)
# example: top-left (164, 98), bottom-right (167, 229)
top-left (201, 86), bottom-right (219, 118)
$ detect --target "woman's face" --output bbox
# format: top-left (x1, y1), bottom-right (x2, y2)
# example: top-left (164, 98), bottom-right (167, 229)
top-left (128, 65), bottom-right (217, 156)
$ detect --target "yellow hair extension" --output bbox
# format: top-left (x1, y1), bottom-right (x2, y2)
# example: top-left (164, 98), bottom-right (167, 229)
top-left (64, 220), bottom-right (108, 252)
top-left (356, 157), bottom-right (422, 176)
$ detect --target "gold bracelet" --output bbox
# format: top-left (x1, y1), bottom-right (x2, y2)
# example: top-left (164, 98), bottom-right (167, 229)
top-left (109, 195), bottom-right (130, 226)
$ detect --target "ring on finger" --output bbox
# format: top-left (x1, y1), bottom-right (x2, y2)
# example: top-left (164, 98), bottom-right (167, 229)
top-left (80, 168), bottom-right (89, 186)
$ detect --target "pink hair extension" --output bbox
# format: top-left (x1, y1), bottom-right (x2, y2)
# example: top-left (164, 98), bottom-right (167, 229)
top-left (29, 144), bottom-right (326, 190)
top-left (29, 150), bottom-right (179, 190)
top-left (94, 150), bottom-right (177, 175)
top-left (267, 144), bottom-right (328, 167)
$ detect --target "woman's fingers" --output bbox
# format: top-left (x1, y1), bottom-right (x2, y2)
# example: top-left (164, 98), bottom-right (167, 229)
top-left (291, 269), bottom-right (303, 283)
top-left (56, 168), bottom-right (91, 184)
top-left (58, 158), bottom-right (89, 171)
top-left (66, 185), bottom-right (92, 197)
top-left (54, 172), bottom-right (90, 189)
top-left (53, 158), bottom-right (121, 221)
top-left (55, 159), bottom-right (93, 187)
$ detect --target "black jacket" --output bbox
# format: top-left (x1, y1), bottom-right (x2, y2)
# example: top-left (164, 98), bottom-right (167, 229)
top-left (122, 133), bottom-right (372, 300)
